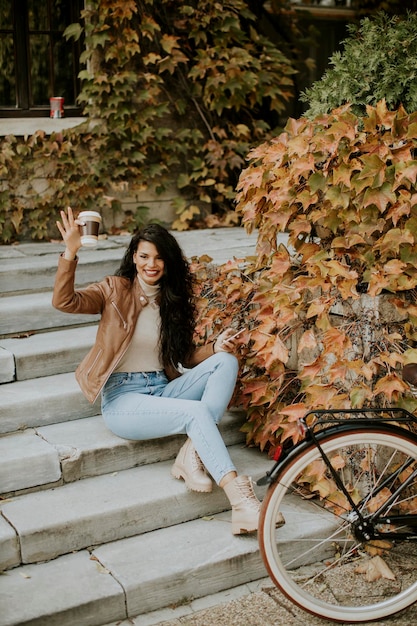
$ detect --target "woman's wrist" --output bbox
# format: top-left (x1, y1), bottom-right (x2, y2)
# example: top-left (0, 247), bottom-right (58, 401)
top-left (63, 247), bottom-right (78, 261)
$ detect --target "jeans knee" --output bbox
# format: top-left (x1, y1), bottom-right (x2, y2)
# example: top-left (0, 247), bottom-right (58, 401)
top-left (215, 351), bottom-right (239, 377)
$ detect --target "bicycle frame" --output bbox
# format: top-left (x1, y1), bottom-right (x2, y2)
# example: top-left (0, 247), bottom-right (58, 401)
top-left (258, 407), bottom-right (417, 540)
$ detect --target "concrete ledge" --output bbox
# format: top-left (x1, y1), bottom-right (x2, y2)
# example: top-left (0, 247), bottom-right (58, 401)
top-left (0, 347), bottom-right (14, 383)
top-left (0, 516), bottom-right (20, 572)
top-left (0, 117), bottom-right (87, 137)
top-left (0, 430), bottom-right (61, 494)
top-left (0, 372), bottom-right (100, 434)
top-left (0, 550), bottom-right (125, 626)
top-left (0, 326), bottom-right (97, 381)
top-left (0, 446), bottom-right (269, 566)
top-left (38, 409), bottom-right (245, 484)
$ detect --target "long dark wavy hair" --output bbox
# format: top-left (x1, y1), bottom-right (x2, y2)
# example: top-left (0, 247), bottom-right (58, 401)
top-left (115, 224), bottom-right (196, 369)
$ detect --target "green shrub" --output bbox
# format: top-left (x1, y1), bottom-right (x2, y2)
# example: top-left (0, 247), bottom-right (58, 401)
top-left (301, 12), bottom-right (417, 118)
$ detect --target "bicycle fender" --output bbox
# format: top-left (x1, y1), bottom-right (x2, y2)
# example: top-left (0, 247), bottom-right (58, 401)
top-left (258, 422), bottom-right (417, 486)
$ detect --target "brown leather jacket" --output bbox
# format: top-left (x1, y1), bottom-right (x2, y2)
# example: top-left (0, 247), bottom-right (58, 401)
top-left (52, 255), bottom-right (214, 403)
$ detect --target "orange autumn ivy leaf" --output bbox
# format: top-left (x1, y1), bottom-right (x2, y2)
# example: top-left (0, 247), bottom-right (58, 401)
top-left (270, 246), bottom-right (291, 275)
top-left (262, 335), bottom-right (289, 368)
top-left (299, 459), bottom-right (327, 483)
top-left (373, 374), bottom-right (408, 401)
top-left (350, 384), bottom-right (374, 408)
top-left (306, 297), bottom-right (333, 319)
top-left (297, 329), bottom-right (317, 353)
top-left (279, 403), bottom-right (308, 421)
top-left (304, 384), bottom-right (340, 408)
top-left (326, 362), bottom-right (349, 384)
top-left (366, 488), bottom-right (393, 514)
top-left (322, 327), bottom-right (351, 354)
top-left (298, 355), bottom-right (327, 380)
top-left (239, 379), bottom-right (273, 406)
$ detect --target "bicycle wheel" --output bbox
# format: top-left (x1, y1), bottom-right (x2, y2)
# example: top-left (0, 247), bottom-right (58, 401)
top-left (259, 427), bottom-right (417, 622)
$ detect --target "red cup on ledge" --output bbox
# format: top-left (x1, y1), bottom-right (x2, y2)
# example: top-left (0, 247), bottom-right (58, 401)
top-left (50, 97), bottom-right (64, 118)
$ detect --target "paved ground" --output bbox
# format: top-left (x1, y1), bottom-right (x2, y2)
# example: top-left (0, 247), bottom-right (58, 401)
top-left (105, 574), bottom-right (417, 626)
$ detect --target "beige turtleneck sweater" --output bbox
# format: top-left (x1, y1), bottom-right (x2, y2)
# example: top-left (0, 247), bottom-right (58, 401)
top-left (114, 275), bottom-right (163, 373)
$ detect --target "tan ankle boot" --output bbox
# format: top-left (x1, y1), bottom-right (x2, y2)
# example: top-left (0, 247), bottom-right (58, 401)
top-left (223, 475), bottom-right (285, 535)
top-left (223, 475), bottom-right (262, 535)
top-left (171, 438), bottom-right (212, 493)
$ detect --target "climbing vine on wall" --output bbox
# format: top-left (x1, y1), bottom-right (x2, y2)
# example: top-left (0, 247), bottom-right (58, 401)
top-left (0, 0), bottom-right (296, 242)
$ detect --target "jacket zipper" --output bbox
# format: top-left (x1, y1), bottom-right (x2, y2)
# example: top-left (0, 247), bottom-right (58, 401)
top-left (91, 301), bottom-right (130, 402)
top-left (86, 348), bottom-right (103, 378)
top-left (111, 301), bottom-right (128, 329)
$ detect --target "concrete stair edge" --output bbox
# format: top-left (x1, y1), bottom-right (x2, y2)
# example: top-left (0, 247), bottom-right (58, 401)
top-left (0, 446), bottom-right (271, 570)
top-left (0, 291), bottom-right (100, 337)
top-left (0, 513), bottom-right (265, 626)
top-left (0, 491), bottom-right (329, 626)
top-left (0, 410), bottom-right (246, 495)
top-left (0, 372), bottom-right (100, 434)
top-left (0, 325), bottom-right (98, 382)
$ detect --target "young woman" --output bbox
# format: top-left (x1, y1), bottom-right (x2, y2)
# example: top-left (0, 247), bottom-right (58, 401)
top-left (52, 207), bottom-right (263, 535)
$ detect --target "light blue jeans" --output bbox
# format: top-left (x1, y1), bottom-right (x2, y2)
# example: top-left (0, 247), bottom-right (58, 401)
top-left (101, 352), bottom-right (239, 484)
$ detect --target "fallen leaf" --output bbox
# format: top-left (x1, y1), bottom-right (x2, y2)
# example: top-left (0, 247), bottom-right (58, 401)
top-left (355, 555), bottom-right (395, 582)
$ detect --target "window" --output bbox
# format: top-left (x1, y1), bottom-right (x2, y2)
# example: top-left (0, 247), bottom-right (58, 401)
top-left (0, 0), bottom-right (83, 117)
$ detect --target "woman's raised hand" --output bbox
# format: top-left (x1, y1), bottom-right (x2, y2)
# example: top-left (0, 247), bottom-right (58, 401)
top-left (56, 207), bottom-right (83, 260)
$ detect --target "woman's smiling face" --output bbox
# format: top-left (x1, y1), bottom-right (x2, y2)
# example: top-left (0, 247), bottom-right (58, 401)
top-left (133, 240), bottom-right (165, 285)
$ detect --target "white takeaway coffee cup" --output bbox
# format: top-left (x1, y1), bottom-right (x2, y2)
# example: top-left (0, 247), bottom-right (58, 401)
top-left (78, 211), bottom-right (102, 247)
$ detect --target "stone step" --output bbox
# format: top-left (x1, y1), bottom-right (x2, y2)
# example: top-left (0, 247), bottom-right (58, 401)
top-left (0, 512), bottom-right (263, 626)
top-left (0, 372), bottom-right (100, 435)
top-left (0, 445), bottom-right (270, 570)
top-left (93, 512), bottom-right (267, 620)
top-left (0, 410), bottom-right (245, 495)
top-left (0, 491), bottom-right (328, 626)
top-left (0, 325), bottom-right (97, 383)
top-left (0, 242), bottom-right (126, 296)
top-left (0, 345), bottom-right (14, 384)
top-left (0, 290), bottom-right (100, 338)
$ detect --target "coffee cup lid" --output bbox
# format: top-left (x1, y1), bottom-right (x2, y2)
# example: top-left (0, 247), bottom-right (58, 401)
top-left (78, 211), bottom-right (101, 220)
